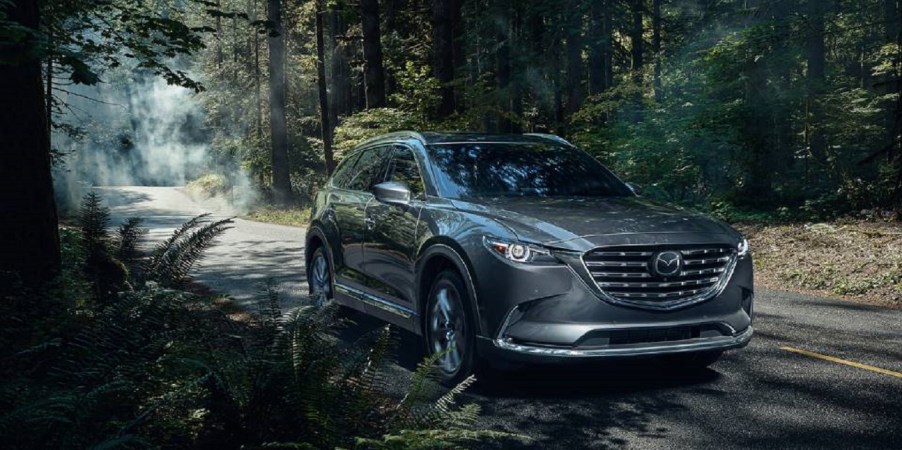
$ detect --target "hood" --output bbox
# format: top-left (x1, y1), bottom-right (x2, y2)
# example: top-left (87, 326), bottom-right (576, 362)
top-left (450, 196), bottom-right (737, 248)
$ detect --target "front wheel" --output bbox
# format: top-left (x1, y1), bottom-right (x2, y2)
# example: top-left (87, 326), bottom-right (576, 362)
top-left (424, 269), bottom-right (480, 386)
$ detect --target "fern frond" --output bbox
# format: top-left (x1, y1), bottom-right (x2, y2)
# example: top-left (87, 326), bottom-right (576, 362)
top-left (79, 192), bottom-right (111, 253)
top-left (398, 351), bottom-right (443, 415)
top-left (116, 217), bottom-right (146, 261)
top-left (144, 215), bottom-right (234, 286)
top-left (432, 375), bottom-right (476, 419)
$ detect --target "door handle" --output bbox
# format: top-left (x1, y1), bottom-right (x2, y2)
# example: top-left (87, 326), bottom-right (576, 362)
top-left (365, 217), bottom-right (376, 230)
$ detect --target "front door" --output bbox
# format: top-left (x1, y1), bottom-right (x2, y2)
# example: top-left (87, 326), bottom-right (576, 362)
top-left (363, 145), bottom-right (427, 324)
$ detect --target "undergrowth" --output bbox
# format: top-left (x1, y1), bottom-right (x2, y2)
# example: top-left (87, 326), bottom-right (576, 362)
top-left (0, 193), bottom-right (515, 449)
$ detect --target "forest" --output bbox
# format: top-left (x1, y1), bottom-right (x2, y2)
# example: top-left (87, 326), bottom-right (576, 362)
top-left (1, 1), bottom-right (901, 447)
top-left (3, 0), bottom-right (902, 282)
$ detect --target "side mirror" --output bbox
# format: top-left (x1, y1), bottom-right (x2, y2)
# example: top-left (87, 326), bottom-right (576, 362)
top-left (373, 181), bottom-right (411, 205)
top-left (625, 182), bottom-right (642, 196)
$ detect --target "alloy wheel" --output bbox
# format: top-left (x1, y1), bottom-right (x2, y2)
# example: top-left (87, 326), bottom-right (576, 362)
top-left (429, 283), bottom-right (467, 375)
top-left (310, 250), bottom-right (331, 306)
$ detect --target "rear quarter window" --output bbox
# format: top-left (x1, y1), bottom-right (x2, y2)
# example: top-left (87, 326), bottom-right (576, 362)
top-left (330, 151), bottom-right (362, 189)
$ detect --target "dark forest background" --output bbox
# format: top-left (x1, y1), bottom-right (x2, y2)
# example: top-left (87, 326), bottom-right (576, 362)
top-left (3, 0), bottom-right (902, 282)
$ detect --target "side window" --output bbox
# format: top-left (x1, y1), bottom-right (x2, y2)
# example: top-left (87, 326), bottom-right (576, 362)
top-left (346, 146), bottom-right (390, 192)
top-left (385, 147), bottom-right (425, 198)
top-left (330, 151), bottom-right (362, 189)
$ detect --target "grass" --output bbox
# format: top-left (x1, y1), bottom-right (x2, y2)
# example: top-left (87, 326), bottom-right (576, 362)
top-left (243, 205), bottom-right (311, 227)
top-left (737, 220), bottom-right (902, 308)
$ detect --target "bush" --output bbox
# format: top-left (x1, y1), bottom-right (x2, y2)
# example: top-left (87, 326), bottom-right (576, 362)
top-left (186, 173), bottom-right (230, 199)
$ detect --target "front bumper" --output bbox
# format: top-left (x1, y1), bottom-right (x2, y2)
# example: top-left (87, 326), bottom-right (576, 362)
top-left (465, 235), bottom-right (755, 363)
top-left (481, 326), bottom-right (753, 363)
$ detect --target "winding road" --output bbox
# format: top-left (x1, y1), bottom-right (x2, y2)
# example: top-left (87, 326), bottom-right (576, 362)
top-left (102, 186), bottom-right (901, 449)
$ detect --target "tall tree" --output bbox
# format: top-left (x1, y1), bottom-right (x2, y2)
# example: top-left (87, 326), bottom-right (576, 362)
top-left (630, 0), bottom-right (644, 121)
top-left (0, 0), bottom-right (61, 285)
top-left (316, 0), bottom-right (336, 174)
top-left (884, 0), bottom-right (899, 162)
top-left (602, 0), bottom-right (613, 90)
top-left (329, 9), bottom-right (352, 124)
top-left (565, 3), bottom-right (584, 116)
top-left (360, 0), bottom-right (387, 108)
top-left (432, 0), bottom-right (456, 117)
top-left (588, 0), bottom-right (605, 95)
top-left (267, 0), bottom-right (291, 203)
top-left (806, 0), bottom-right (828, 165)
top-left (652, 0), bottom-right (662, 102)
top-left (495, 1), bottom-right (514, 132)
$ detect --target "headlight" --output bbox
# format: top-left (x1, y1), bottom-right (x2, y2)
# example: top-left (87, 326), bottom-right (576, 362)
top-left (737, 238), bottom-right (750, 257)
top-left (483, 237), bottom-right (560, 265)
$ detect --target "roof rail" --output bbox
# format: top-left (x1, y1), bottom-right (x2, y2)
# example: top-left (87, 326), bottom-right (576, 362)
top-left (523, 133), bottom-right (574, 147)
top-left (355, 130), bottom-right (427, 148)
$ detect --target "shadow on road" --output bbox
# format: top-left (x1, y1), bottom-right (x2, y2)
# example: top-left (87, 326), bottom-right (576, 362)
top-left (332, 310), bottom-right (720, 448)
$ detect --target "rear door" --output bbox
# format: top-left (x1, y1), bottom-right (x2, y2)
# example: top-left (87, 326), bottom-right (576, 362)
top-left (330, 145), bottom-right (391, 290)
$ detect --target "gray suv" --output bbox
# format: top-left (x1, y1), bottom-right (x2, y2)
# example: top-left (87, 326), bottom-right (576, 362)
top-left (305, 132), bottom-right (754, 384)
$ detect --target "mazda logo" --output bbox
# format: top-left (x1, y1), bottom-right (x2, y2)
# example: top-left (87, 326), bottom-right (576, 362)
top-left (652, 251), bottom-right (682, 277)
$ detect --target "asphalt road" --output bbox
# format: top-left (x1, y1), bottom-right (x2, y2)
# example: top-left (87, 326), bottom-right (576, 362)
top-left (102, 186), bottom-right (901, 449)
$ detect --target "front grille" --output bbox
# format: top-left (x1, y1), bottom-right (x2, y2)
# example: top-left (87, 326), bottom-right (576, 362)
top-left (583, 245), bottom-right (736, 306)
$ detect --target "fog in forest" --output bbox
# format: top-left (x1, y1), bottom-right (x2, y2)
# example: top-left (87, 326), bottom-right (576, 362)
top-left (52, 71), bottom-right (257, 213)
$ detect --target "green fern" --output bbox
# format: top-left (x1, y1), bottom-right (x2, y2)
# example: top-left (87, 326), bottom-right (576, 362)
top-left (116, 217), bottom-right (146, 261)
top-left (78, 192), bottom-right (111, 254)
top-left (143, 214), bottom-right (234, 286)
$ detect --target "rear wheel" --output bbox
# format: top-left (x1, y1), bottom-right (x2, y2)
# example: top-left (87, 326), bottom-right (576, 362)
top-left (308, 246), bottom-right (333, 307)
top-left (424, 270), bottom-right (480, 386)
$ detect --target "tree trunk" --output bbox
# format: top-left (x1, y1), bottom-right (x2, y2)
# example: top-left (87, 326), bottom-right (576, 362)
top-left (360, 0), bottom-right (386, 108)
top-left (565, 5), bottom-right (584, 116)
top-left (316, 0), bottom-right (336, 174)
top-left (652, 0), bottom-right (662, 102)
top-left (267, 0), bottom-right (291, 203)
top-left (0, 0), bottom-right (61, 285)
top-left (432, 0), bottom-right (456, 117)
top-left (384, 0), bottom-right (402, 97)
top-left (249, 0), bottom-right (261, 140)
top-left (588, 0), bottom-right (604, 95)
top-left (329, 9), bottom-right (352, 125)
top-left (884, 0), bottom-right (899, 163)
top-left (496, 2), bottom-right (512, 132)
top-left (215, 0), bottom-right (224, 66)
top-left (630, 0), bottom-right (644, 79)
top-left (630, 0), bottom-right (644, 121)
top-left (806, 0), bottom-right (827, 165)
top-left (603, 0), bottom-right (613, 90)
top-left (45, 2), bottom-right (53, 134)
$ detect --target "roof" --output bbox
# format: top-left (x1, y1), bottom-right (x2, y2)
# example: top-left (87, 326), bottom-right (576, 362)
top-left (355, 131), bottom-right (573, 148)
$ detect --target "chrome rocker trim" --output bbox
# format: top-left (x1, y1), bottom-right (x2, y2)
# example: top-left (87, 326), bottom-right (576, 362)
top-left (493, 326), bottom-right (754, 358)
top-left (335, 282), bottom-right (417, 319)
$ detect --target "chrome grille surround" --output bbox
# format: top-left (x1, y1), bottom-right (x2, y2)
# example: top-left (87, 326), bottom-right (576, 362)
top-left (581, 244), bottom-right (738, 310)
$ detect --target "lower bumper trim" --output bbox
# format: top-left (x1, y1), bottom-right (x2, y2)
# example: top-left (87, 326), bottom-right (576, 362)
top-left (493, 326), bottom-right (753, 358)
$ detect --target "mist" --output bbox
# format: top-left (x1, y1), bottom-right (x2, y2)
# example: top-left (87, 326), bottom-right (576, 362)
top-left (52, 70), bottom-right (257, 214)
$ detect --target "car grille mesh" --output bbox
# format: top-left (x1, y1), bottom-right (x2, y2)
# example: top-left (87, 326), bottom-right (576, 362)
top-left (583, 245), bottom-right (736, 305)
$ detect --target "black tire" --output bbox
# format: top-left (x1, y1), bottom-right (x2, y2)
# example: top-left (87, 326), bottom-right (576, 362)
top-left (424, 269), bottom-right (481, 387)
top-left (307, 246), bottom-right (334, 305)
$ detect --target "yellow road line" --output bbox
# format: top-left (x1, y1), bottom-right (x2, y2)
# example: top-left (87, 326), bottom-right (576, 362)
top-left (781, 346), bottom-right (902, 379)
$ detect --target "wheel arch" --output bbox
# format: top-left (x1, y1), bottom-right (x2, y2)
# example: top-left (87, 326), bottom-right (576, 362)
top-left (416, 237), bottom-right (486, 336)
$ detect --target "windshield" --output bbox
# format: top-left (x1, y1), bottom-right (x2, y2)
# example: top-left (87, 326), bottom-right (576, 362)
top-left (425, 142), bottom-right (633, 199)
